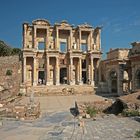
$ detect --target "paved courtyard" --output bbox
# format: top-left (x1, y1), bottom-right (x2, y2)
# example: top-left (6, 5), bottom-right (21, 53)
top-left (0, 111), bottom-right (140, 140)
top-left (0, 95), bottom-right (140, 140)
top-left (19, 94), bottom-right (105, 113)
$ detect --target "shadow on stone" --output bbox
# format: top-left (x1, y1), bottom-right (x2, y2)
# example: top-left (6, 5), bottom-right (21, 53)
top-left (104, 99), bottom-right (126, 115)
top-left (70, 101), bottom-right (79, 117)
top-left (132, 117), bottom-right (140, 123)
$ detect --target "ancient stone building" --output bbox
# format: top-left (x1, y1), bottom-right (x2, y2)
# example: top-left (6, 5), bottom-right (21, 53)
top-left (22, 19), bottom-right (102, 89)
top-left (99, 48), bottom-right (131, 95)
top-left (99, 42), bottom-right (140, 96)
top-left (129, 42), bottom-right (140, 91)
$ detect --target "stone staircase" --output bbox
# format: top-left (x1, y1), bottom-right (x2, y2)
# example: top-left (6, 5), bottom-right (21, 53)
top-left (27, 85), bottom-right (94, 96)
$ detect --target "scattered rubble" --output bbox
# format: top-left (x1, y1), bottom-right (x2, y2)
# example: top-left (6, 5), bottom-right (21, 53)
top-left (104, 92), bottom-right (140, 115)
top-left (77, 91), bottom-right (140, 118)
top-left (0, 101), bottom-right (40, 120)
top-left (77, 99), bottom-right (113, 118)
top-left (0, 92), bottom-right (40, 120)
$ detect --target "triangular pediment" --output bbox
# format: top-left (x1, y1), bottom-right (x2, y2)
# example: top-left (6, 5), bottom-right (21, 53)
top-left (78, 23), bottom-right (92, 28)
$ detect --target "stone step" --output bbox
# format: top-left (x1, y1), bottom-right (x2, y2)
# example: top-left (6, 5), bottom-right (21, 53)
top-left (27, 85), bottom-right (94, 95)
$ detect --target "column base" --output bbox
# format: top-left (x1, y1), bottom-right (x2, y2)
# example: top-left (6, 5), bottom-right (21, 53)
top-left (46, 81), bottom-right (52, 85)
top-left (69, 81), bottom-right (75, 85)
top-left (91, 81), bottom-right (95, 86)
top-left (33, 82), bottom-right (37, 86)
top-left (55, 82), bottom-right (60, 85)
top-left (77, 81), bottom-right (83, 85)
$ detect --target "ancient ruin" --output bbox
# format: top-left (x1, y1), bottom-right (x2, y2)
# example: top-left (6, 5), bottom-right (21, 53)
top-left (98, 42), bottom-right (140, 96)
top-left (22, 19), bottom-right (102, 93)
top-left (21, 19), bottom-right (140, 96)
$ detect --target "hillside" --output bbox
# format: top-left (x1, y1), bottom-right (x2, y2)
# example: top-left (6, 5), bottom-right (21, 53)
top-left (0, 40), bottom-right (21, 57)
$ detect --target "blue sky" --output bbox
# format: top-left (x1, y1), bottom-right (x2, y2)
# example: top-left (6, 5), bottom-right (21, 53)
top-left (0, 0), bottom-right (140, 57)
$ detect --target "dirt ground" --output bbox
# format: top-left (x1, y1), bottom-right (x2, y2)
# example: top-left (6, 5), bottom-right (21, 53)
top-left (19, 94), bottom-right (106, 114)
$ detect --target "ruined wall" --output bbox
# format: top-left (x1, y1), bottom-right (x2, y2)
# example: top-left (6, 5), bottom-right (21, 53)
top-left (107, 49), bottom-right (129, 60)
top-left (118, 49), bottom-right (129, 59)
top-left (0, 55), bottom-right (21, 100)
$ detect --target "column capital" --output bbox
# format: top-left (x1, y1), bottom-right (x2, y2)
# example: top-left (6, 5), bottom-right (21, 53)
top-left (23, 56), bottom-right (26, 59)
top-left (33, 56), bottom-right (36, 59)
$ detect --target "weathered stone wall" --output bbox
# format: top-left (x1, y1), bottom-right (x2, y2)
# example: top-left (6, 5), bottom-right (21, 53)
top-left (99, 48), bottom-right (131, 96)
top-left (0, 55), bottom-right (21, 100)
top-left (107, 49), bottom-right (129, 60)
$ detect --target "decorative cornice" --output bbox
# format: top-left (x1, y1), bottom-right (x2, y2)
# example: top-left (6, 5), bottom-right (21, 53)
top-left (32, 19), bottom-right (51, 26)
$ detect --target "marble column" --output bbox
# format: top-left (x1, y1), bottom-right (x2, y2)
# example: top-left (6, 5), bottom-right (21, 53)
top-left (70, 29), bottom-right (73, 50)
top-left (33, 26), bottom-right (37, 49)
top-left (56, 28), bottom-right (59, 50)
top-left (86, 58), bottom-right (91, 84)
top-left (46, 28), bottom-right (49, 50)
top-left (23, 24), bottom-right (27, 49)
top-left (96, 29), bottom-right (101, 51)
top-left (87, 33), bottom-right (90, 51)
top-left (56, 57), bottom-right (60, 85)
top-left (46, 56), bottom-right (50, 85)
top-left (91, 57), bottom-right (94, 85)
top-left (79, 29), bottom-right (81, 50)
top-left (90, 31), bottom-right (92, 50)
top-left (33, 57), bottom-right (37, 86)
top-left (79, 58), bottom-right (82, 85)
top-left (70, 57), bottom-right (74, 85)
top-left (23, 56), bottom-right (26, 84)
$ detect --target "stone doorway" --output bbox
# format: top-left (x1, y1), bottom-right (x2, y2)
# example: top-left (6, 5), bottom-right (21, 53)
top-left (38, 71), bottom-right (45, 85)
top-left (110, 71), bottom-right (117, 93)
top-left (111, 80), bottom-right (117, 93)
top-left (135, 70), bottom-right (140, 89)
top-left (60, 68), bottom-right (67, 84)
top-left (82, 71), bottom-right (87, 84)
top-left (82, 59), bottom-right (87, 84)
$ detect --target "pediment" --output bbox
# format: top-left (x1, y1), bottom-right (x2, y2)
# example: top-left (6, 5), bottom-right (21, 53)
top-left (55, 20), bottom-right (72, 28)
top-left (78, 23), bottom-right (92, 28)
top-left (32, 19), bottom-right (50, 26)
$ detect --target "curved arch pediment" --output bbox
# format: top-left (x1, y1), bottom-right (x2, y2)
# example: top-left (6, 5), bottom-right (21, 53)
top-left (32, 19), bottom-right (50, 26)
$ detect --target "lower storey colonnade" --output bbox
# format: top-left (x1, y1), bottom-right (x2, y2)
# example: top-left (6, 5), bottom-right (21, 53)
top-left (23, 56), bottom-right (99, 86)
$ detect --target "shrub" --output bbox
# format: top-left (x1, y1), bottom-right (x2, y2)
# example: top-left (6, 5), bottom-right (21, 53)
top-left (86, 106), bottom-right (97, 117)
top-left (135, 130), bottom-right (140, 138)
top-left (6, 69), bottom-right (13, 76)
top-left (122, 109), bottom-right (140, 117)
top-left (11, 48), bottom-right (21, 55)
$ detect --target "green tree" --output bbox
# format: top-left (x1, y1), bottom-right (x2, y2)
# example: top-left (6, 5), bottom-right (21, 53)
top-left (11, 48), bottom-right (21, 55)
top-left (0, 40), bottom-right (21, 56)
top-left (0, 41), bottom-right (12, 56)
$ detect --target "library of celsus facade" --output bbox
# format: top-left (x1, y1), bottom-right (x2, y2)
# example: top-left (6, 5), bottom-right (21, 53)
top-left (22, 19), bottom-right (102, 87)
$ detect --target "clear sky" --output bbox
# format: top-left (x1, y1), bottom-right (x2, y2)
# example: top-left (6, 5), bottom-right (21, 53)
top-left (0, 0), bottom-right (140, 57)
